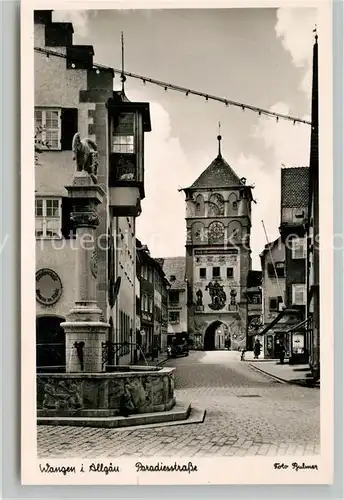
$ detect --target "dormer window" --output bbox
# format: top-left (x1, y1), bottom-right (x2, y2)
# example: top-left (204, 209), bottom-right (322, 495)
top-left (170, 275), bottom-right (176, 282)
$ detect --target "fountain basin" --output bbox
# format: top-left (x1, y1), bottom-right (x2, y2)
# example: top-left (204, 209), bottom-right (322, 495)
top-left (37, 367), bottom-right (176, 419)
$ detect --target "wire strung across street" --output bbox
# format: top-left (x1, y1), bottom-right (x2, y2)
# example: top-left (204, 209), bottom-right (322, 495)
top-left (34, 46), bottom-right (311, 126)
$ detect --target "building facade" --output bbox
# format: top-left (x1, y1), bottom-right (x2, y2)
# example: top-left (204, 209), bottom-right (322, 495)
top-left (134, 250), bottom-right (142, 362)
top-left (137, 242), bottom-right (170, 359)
top-left (161, 278), bottom-right (169, 350)
top-left (34, 10), bottom-right (151, 370)
top-left (153, 265), bottom-right (169, 353)
top-left (279, 167), bottom-right (309, 363)
top-left (246, 270), bottom-right (263, 351)
top-left (35, 11), bottom-right (113, 371)
top-left (112, 216), bottom-right (137, 365)
top-left (259, 167), bottom-right (310, 362)
top-left (158, 257), bottom-right (188, 346)
top-left (306, 35), bottom-right (320, 380)
top-left (260, 237), bottom-right (286, 358)
top-left (182, 135), bottom-right (253, 350)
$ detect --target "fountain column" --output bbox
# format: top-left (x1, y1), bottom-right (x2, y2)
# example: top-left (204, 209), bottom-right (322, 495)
top-left (61, 170), bottom-right (109, 373)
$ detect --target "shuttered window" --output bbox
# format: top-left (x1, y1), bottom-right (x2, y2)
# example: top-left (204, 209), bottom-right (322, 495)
top-left (34, 107), bottom-right (78, 151)
top-left (35, 108), bottom-right (61, 150)
top-left (35, 197), bottom-right (61, 238)
top-left (61, 108), bottom-right (78, 150)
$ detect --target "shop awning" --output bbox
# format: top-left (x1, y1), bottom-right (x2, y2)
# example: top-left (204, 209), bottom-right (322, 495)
top-left (258, 308), bottom-right (301, 336)
top-left (285, 317), bottom-right (310, 334)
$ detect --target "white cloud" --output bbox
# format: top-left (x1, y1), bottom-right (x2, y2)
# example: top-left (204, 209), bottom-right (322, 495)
top-left (275, 8), bottom-right (318, 95)
top-left (52, 10), bottom-right (90, 38)
top-left (252, 102), bottom-right (311, 167)
top-left (235, 153), bottom-right (280, 269)
top-left (243, 9), bottom-right (317, 266)
top-left (248, 101), bottom-right (311, 267)
top-left (132, 96), bottom-right (192, 258)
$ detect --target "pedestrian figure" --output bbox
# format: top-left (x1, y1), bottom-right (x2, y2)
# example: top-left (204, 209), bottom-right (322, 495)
top-left (279, 342), bottom-right (286, 364)
top-left (253, 339), bottom-right (262, 359)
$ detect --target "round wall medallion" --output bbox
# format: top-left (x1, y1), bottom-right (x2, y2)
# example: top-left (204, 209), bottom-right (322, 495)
top-left (90, 250), bottom-right (98, 278)
top-left (36, 268), bottom-right (63, 306)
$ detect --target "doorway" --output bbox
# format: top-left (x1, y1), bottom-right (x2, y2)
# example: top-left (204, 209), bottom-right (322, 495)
top-left (36, 315), bottom-right (65, 372)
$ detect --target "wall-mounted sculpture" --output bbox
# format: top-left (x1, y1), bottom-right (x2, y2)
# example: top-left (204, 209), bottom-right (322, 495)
top-left (205, 281), bottom-right (227, 311)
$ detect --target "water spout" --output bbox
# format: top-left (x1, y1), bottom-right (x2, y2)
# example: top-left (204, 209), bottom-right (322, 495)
top-left (68, 345), bottom-right (74, 372)
top-left (137, 344), bottom-right (148, 366)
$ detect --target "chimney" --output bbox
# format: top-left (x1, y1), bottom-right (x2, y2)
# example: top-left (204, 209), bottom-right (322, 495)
top-left (45, 22), bottom-right (74, 47)
top-left (34, 10), bottom-right (52, 25)
top-left (66, 45), bottom-right (94, 70)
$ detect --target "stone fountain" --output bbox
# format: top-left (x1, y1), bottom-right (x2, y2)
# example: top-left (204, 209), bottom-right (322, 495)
top-left (36, 137), bottom-right (192, 428)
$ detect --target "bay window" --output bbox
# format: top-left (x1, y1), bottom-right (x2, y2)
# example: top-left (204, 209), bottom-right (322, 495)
top-left (112, 113), bottom-right (135, 154)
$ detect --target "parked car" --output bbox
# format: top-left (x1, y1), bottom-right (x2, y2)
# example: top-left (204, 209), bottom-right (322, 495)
top-left (167, 341), bottom-right (189, 358)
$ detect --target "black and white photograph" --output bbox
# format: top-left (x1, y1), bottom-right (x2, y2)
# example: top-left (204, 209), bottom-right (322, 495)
top-left (21, 1), bottom-right (333, 485)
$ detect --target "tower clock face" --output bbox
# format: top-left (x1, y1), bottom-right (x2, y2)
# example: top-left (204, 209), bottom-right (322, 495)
top-left (208, 221), bottom-right (225, 243)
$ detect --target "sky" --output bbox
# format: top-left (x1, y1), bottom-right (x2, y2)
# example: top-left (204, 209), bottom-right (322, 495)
top-left (53, 7), bottom-right (318, 269)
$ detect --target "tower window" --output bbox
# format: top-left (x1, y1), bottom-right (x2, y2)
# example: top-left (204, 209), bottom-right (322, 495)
top-left (196, 203), bottom-right (201, 211)
top-left (232, 201), bottom-right (238, 210)
top-left (226, 267), bottom-right (233, 278)
top-left (212, 267), bottom-right (221, 279)
top-left (200, 268), bottom-right (206, 279)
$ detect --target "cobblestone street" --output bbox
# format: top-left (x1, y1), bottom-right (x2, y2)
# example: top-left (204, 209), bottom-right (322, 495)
top-left (37, 351), bottom-right (320, 458)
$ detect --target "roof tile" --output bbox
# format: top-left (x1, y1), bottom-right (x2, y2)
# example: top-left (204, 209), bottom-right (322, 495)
top-left (281, 167), bottom-right (309, 208)
top-left (189, 154), bottom-right (243, 189)
top-left (155, 256), bottom-right (186, 290)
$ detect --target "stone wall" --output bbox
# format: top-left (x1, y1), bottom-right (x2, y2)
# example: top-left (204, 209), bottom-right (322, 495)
top-left (37, 367), bottom-right (176, 418)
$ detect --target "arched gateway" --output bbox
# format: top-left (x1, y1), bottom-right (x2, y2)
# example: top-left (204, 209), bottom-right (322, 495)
top-left (204, 321), bottom-right (230, 351)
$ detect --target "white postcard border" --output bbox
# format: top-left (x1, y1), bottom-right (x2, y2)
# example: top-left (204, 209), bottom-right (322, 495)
top-left (21, 0), bottom-right (334, 485)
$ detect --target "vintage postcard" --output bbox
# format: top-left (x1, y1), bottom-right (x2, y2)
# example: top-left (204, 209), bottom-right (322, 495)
top-left (21, 0), bottom-right (334, 485)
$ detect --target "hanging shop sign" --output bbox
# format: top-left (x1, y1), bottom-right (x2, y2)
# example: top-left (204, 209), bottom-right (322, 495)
top-left (36, 268), bottom-right (63, 306)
